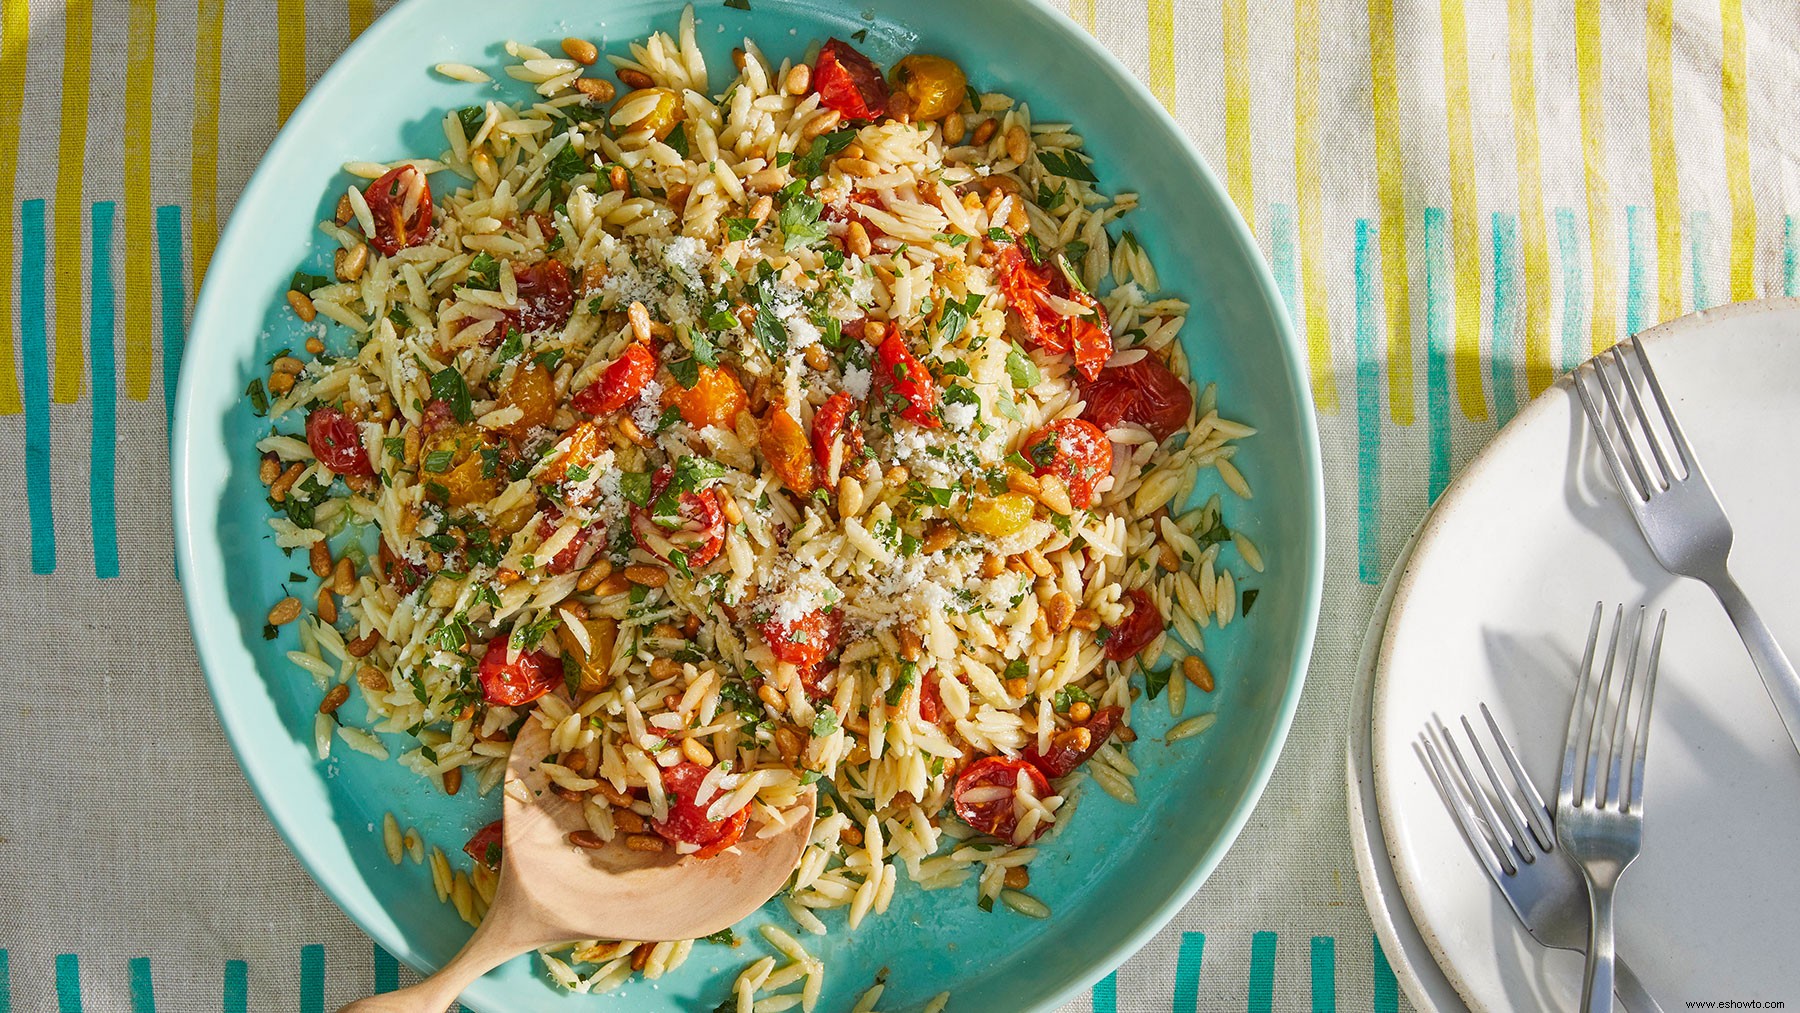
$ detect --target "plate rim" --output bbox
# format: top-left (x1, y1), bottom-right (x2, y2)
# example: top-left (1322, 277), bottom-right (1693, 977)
top-left (1368, 297), bottom-right (1800, 1012)
top-left (169, 0), bottom-right (1328, 1008)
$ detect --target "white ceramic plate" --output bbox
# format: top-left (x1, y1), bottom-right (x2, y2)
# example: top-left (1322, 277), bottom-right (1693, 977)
top-left (1371, 300), bottom-right (1800, 1012)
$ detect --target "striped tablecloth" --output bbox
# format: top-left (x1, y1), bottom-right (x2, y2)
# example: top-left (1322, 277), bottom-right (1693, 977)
top-left (1, 0), bottom-right (1793, 1009)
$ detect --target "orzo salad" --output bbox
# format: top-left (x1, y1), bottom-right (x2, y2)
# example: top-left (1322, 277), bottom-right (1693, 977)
top-left (252, 7), bottom-right (1260, 1005)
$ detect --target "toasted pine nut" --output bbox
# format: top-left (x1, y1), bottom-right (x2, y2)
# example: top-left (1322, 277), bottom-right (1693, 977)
top-left (803, 343), bottom-right (833, 371)
top-left (596, 782), bottom-right (635, 807)
top-left (304, 336), bottom-right (325, 355)
top-left (1183, 655), bottom-right (1215, 692)
top-left (1036, 473), bottom-right (1074, 515)
top-left (1006, 469), bottom-right (1041, 496)
top-left (552, 784), bottom-right (585, 804)
top-left (1022, 548), bottom-right (1053, 578)
top-left (627, 301), bottom-right (653, 343)
top-left (649, 657), bottom-right (681, 680)
top-left (287, 289), bottom-right (317, 322)
top-left (319, 684), bottom-right (350, 714)
top-left (308, 540), bottom-right (332, 578)
top-left (680, 737), bottom-right (714, 765)
top-left (980, 552), bottom-right (1006, 579)
top-left (758, 684), bottom-right (785, 711)
top-left (268, 597), bottom-right (303, 625)
top-left (1071, 608), bottom-right (1102, 631)
top-left (1003, 866), bottom-right (1030, 890)
top-left (744, 196), bottom-right (773, 231)
top-left (1069, 700), bottom-right (1093, 722)
top-left (921, 522), bottom-right (957, 555)
top-left (1004, 125), bottom-right (1028, 164)
top-left (316, 585), bottom-right (338, 624)
top-left (944, 111), bottom-right (967, 145)
top-left (574, 76), bottom-right (615, 102)
top-left (1159, 541), bottom-right (1181, 571)
top-left (839, 824), bottom-right (863, 846)
top-left (334, 243), bottom-right (369, 282)
top-left (623, 564), bottom-right (666, 588)
top-left (259, 454), bottom-right (281, 485)
top-left (561, 37), bottom-right (598, 65)
top-left (1116, 723), bottom-right (1138, 743)
top-left (617, 415), bottom-right (651, 448)
top-left (862, 319), bottom-right (887, 344)
top-left (355, 665), bottom-right (387, 693)
top-left (616, 67), bottom-right (653, 89)
top-left (784, 63), bottom-right (811, 95)
top-left (801, 108), bottom-right (842, 140)
top-left (441, 766), bottom-right (462, 795)
top-left (334, 194), bottom-right (353, 224)
top-left (773, 724), bottom-right (804, 762)
top-left (593, 572), bottom-right (633, 597)
top-left (846, 220), bottom-right (872, 259)
top-left (567, 830), bottom-right (606, 850)
top-left (898, 628), bottom-right (923, 663)
top-left (624, 833), bottom-right (665, 852)
top-left (747, 167), bottom-right (788, 193)
top-left (715, 487), bottom-right (744, 525)
top-left (607, 165), bottom-right (629, 192)
top-left (269, 463), bottom-right (304, 502)
top-left (1004, 676), bottom-right (1029, 699)
top-left (885, 465), bottom-right (909, 485)
top-left (333, 556), bottom-right (356, 595)
top-left (972, 118), bottom-right (997, 145)
top-left (267, 371), bottom-right (296, 396)
top-left (613, 809), bottom-right (646, 833)
top-left (576, 558), bottom-right (613, 592)
top-left (1045, 591), bottom-right (1075, 633)
top-left (731, 47), bottom-right (747, 71)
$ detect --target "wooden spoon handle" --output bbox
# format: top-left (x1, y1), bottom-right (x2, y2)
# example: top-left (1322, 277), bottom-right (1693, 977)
top-left (335, 894), bottom-right (550, 1013)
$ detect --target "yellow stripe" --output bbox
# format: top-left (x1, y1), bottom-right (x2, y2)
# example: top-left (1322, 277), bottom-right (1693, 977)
top-left (348, 0), bottom-right (375, 38)
top-left (1293, 0), bottom-right (1336, 413)
top-left (123, 0), bottom-right (157, 401)
top-left (1368, 0), bottom-right (1413, 424)
top-left (192, 0), bottom-right (226, 283)
top-left (0, 0), bottom-right (28, 414)
top-left (1646, 0), bottom-right (1682, 321)
top-left (1720, 0), bottom-right (1755, 300)
top-left (278, 0), bottom-right (307, 123)
top-left (52, 0), bottom-right (96, 404)
top-left (1146, 0), bottom-right (1175, 111)
top-left (1574, 0), bottom-right (1614, 355)
top-left (1438, 0), bottom-right (1484, 420)
top-left (1222, 0), bottom-right (1253, 232)
top-left (1507, 0), bottom-right (1552, 395)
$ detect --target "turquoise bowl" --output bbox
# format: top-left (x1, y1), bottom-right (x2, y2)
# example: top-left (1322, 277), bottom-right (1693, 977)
top-left (172, 1), bottom-right (1324, 1009)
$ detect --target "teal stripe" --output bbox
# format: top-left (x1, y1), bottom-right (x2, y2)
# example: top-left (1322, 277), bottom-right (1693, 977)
top-left (1171, 931), bottom-right (1206, 1012)
top-left (1091, 969), bottom-right (1118, 1013)
top-left (1489, 213), bottom-right (1520, 428)
top-left (54, 954), bottom-right (82, 1013)
top-left (156, 204), bottom-right (186, 436)
top-left (1624, 206), bottom-right (1649, 337)
top-left (1784, 216), bottom-right (1796, 297)
top-left (222, 960), bottom-right (247, 1013)
top-left (1555, 209), bottom-right (1585, 373)
top-left (1353, 219), bottom-right (1381, 584)
top-left (1689, 211), bottom-right (1712, 310)
top-left (1311, 937), bottom-right (1335, 1013)
top-left (129, 957), bottom-right (156, 1013)
top-left (1372, 935), bottom-right (1398, 1013)
top-left (0, 949), bottom-right (11, 1013)
top-left (373, 944), bottom-right (399, 993)
top-left (22, 200), bottom-right (55, 574)
top-left (1247, 932), bottom-right (1277, 1013)
top-left (301, 944), bottom-right (326, 1013)
top-left (1421, 208), bottom-right (1451, 502)
top-left (90, 201), bottom-right (120, 579)
top-left (1268, 203), bottom-right (1299, 319)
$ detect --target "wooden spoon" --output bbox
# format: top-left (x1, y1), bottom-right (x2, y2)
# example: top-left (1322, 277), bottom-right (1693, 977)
top-left (338, 704), bottom-right (816, 1013)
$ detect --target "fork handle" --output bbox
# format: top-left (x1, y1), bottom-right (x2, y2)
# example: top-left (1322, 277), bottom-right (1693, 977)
top-left (1708, 572), bottom-right (1800, 759)
top-left (1581, 876), bottom-right (1618, 1013)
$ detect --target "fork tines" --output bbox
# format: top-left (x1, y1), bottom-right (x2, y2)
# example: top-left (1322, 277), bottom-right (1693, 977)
top-left (1560, 603), bottom-right (1667, 814)
top-left (1420, 704), bottom-right (1557, 879)
top-left (1573, 337), bottom-right (1696, 501)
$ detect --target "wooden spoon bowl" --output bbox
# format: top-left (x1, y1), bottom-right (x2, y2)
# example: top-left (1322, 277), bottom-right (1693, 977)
top-left (339, 704), bottom-right (816, 1012)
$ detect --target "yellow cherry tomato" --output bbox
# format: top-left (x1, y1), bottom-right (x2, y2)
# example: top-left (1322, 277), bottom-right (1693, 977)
top-left (614, 87), bottom-right (684, 140)
top-left (963, 492), bottom-right (1035, 538)
top-left (890, 54), bottom-right (968, 122)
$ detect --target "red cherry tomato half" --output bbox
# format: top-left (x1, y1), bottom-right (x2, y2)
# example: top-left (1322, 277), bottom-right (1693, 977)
top-left (918, 673), bottom-right (942, 723)
top-left (502, 259), bottom-right (575, 336)
top-left (874, 332), bottom-right (941, 428)
top-left (362, 165), bottom-right (435, 256)
top-left (572, 342), bottom-right (658, 416)
top-left (811, 392), bottom-right (865, 485)
top-left (1021, 418), bottom-right (1113, 509)
top-left (996, 243), bottom-right (1114, 381)
top-left (653, 761), bottom-right (752, 859)
top-left (812, 38), bottom-right (889, 121)
top-left (1065, 287), bottom-right (1114, 382)
top-left (305, 405), bottom-right (373, 477)
top-left (629, 466), bottom-right (726, 570)
top-left (476, 636), bottom-right (564, 707)
top-left (377, 539), bottom-right (426, 595)
top-left (1078, 355), bottom-right (1194, 442)
top-left (1103, 588), bottom-right (1163, 662)
top-left (463, 819), bottom-right (504, 871)
top-left (758, 608), bottom-right (841, 668)
top-left (1022, 706), bottom-right (1123, 778)
top-left (952, 756), bottom-right (1051, 842)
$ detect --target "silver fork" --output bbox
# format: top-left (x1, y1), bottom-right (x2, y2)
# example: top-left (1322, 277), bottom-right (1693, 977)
top-left (1420, 708), bottom-right (1662, 1012)
top-left (1573, 337), bottom-right (1800, 756)
top-left (1557, 604), bottom-right (1666, 1013)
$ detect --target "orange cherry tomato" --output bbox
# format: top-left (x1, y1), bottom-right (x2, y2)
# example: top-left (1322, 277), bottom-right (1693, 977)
top-left (664, 363), bottom-right (748, 429)
top-left (762, 405), bottom-right (816, 496)
top-left (496, 363), bottom-right (554, 436)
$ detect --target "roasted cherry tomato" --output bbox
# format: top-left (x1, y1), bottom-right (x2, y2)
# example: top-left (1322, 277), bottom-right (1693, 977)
top-left (362, 165), bottom-right (435, 256)
top-left (811, 392), bottom-right (865, 486)
top-left (812, 38), bottom-right (889, 121)
top-left (653, 761), bottom-right (752, 859)
top-left (501, 259), bottom-right (574, 336)
top-left (572, 343), bottom-right (658, 416)
top-left (1022, 706), bottom-right (1123, 778)
top-left (874, 332), bottom-right (941, 428)
top-left (497, 362), bottom-right (555, 436)
top-left (613, 87), bottom-right (684, 140)
top-left (476, 636), bottom-right (564, 707)
top-left (420, 422), bottom-right (500, 509)
top-left (890, 54), bottom-right (967, 121)
top-left (664, 362), bottom-right (748, 430)
top-left (305, 405), bottom-right (373, 477)
top-left (1063, 286), bottom-right (1113, 381)
top-left (996, 242), bottom-right (1113, 381)
top-left (762, 405), bottom-right (816, 496)
top-left (952, 756), bottom-right (1051, 842)
top-left (545, 419), bottom-right (610, 501)
top-left (463, 820), bottom-right (504, 871)
top-left (630, 465), bottom-right (726, 570)
top-left (757, 608), bottom-right (840, 668)
top-left (1104, 588), bottom-right (1163, 662)
top-left (963, 492), bottom-right (1035, 538)
top-left (918, 673), bottom-right (942, 723)
top-left (1077, 354), bottom-right (1194, 442)
top-left (377, 538), bottom-right (426, 595)
top-left (1021, 418), bottom-right (1113, 509)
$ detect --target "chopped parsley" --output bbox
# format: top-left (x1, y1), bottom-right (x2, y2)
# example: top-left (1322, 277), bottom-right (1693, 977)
top-left (465, 252), bottom-right (501, 290)
top-left (672, 454), bottom-right (728, 492)
top-left (811, 707), bottom-right (839, 738)
top-left (1038, 149), bottom-right (1098, 182)
top-left (289, 270), bottom-right (331, 294)
top-left (456, 105), bottom-right (487, 139)
top-left (1144, 664), bottom-right (1171, 700)
top-left (1005, 344), bottom-right (1042, 391)
top-left (777, 192), bottom-right (830, 251)
top-left (620, 471), bottom-right (653, 507)
top-left (792, 128), bottom-right (856, 179)
top-left (936, 292), bottom-right (984, 345)
top-left (244, 378), bottom-right (269, 416)
top-left (428, 367), bottom-right (474, 422)
top-left (495, 328), bottom-right (524, 363)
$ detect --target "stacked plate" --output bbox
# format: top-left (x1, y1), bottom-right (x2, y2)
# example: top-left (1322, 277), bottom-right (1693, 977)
top-left (1349, 301), bottom-right (1800, 1012)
